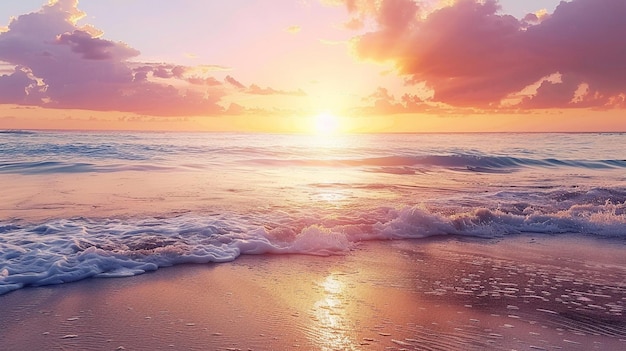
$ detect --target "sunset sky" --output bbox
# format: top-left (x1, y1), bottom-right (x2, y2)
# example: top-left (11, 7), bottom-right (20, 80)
top-left (1, 0), bottom-right (625, 133)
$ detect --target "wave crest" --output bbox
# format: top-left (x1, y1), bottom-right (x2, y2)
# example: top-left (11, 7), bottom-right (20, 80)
top-left (1, 197), bottom-right (624, 295)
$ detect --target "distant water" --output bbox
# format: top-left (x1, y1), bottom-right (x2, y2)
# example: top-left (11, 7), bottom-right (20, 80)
top-left (1, 131), bottom-right (625, 295)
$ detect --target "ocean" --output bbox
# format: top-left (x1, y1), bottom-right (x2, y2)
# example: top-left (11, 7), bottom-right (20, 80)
top-left (1, 131), bottom-right (625, 295)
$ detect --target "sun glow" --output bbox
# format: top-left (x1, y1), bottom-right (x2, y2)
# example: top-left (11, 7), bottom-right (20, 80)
top-left (314, 112), bottom-right (340, 135)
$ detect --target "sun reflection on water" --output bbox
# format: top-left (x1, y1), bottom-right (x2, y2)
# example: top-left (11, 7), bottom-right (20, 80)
top-left (312, 190), bottom-right (348, 204)
top-left (311, 274), bottom-right (357, 351)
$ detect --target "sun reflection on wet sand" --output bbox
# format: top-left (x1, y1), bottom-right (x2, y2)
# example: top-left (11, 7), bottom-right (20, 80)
top-left (310, 274), bottom-right (358, 351)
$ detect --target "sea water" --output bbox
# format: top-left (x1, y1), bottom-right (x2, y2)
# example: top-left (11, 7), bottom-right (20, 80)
top-left (0, 131), bottom-right (625, 295)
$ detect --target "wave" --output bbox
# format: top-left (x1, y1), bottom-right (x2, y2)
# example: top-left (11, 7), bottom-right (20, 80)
top-left (249, 154), bottom-right (626, 173)
top-left (0, 161), bottom-right (174, 174)
top-left (3, 133), bottom-right (626, 175)
top-left (0, 144), bottom-right (155, 162)
top-left (0, 130), bottom-right (37, 135)
top-left (1, 198), bottom-right (625, 295)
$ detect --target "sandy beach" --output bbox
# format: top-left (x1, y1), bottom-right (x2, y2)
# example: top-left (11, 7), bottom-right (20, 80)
top-left (1, 235), bottom-right (624, 351)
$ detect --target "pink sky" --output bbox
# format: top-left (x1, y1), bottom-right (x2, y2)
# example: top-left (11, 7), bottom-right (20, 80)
top-left (0, 0), bottom-right (624, 132)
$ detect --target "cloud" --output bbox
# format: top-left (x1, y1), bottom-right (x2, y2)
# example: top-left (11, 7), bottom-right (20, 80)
top-left (225, 75), bottom-right (246, 89)
top-left (357, 86), bottom-right (458, 115)
top-left (0, 66), bottom-right (45, 104)
top-left (340, 0), bottom-right (626, 109)
top-left (56, 29), bottom-right (140, 60)
top-left (246, 84), bottom-right (307, 96)
top-left (186, 76), bottom-right (222, 86)
top-left (225, 76), bottom-right (306, 96)
top-left (0, 0), bottom-right (276, 116)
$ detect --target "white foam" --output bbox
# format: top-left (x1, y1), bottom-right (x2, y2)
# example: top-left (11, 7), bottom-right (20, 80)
top-left (1, 199), bottom-right (625, 295)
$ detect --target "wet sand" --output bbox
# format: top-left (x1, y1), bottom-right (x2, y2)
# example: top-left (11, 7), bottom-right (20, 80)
top-left (1, 235), bottom-right (625, 351)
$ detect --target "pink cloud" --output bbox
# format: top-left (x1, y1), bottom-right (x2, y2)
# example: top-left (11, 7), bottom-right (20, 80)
top-left (357, 86), bottom-right (445, 115)
top-left (225, 75), bottom-right (246, 89)
top-left (0, 0), bottom-right (285, 116)
top-left (186, 76), bottom-right (222, 86)
top-left (344, 0), bottom-right (626, 109)
top-left (56, 29), bottom-right (139, 60)
top-left (0, 66), bottom-right (45, 104)
top-left (246, 84), bottom-right (306, 96)
top-left (225, 76), bottom-right (306, 96)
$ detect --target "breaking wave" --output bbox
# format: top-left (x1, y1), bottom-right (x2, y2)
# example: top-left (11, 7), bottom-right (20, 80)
top-left (1, 196), bottom-right (625, 295)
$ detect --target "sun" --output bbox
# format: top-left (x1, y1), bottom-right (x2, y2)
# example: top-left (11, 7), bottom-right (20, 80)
top-left (314, 112), bottom-right (340, 135)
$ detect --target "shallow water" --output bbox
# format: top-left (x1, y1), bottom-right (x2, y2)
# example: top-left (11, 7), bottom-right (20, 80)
top-left (0, 238), bottom-right (623, 351)
top-left (1, 131), bottom-right (625, 294)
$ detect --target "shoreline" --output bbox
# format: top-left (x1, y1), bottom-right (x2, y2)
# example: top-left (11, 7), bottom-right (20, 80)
top-left (1, 235), bottom-right (625, 350)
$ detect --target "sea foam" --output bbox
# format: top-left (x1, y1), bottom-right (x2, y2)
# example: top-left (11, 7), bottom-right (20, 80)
top-left (1, 199), bottom-right (625, 295)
